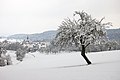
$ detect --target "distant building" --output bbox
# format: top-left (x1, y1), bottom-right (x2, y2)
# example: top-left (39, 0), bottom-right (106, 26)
top-left (38, 42), bottom-right (50, 48)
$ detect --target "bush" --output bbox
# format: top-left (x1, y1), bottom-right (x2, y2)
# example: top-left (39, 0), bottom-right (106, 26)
top-left (0, 47), bottom-right (12, 67)
top-left (15, 48), bottom-right (26, 61)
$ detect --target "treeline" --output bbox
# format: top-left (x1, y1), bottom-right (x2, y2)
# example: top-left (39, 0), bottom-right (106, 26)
top-left (38, 40), bottom-right (120, 54)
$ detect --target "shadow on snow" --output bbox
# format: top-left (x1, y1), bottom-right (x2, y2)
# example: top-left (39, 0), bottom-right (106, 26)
top-left (53, 60), bottom-right (120, 69)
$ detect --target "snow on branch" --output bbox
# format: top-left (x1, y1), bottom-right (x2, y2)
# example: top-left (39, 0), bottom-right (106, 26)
top-left (55, 11), bottom-right (112, 50)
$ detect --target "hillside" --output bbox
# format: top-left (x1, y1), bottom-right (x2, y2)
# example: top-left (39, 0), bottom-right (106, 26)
top-left (0, 50), bottom-right (120, 80)
top-left (7, 28), bottom-right (120, 41)
top-left (7, 30), bottom-right (57, 41)
top-left (107, 29), bottom-right (120, 40)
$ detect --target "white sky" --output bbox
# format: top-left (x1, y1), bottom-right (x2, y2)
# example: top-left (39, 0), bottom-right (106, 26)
top-left (0, 0), bottom-right (120, 36)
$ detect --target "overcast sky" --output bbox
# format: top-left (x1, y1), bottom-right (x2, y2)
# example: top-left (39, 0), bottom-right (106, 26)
top-left (0, 0), bottom-right (120, 36)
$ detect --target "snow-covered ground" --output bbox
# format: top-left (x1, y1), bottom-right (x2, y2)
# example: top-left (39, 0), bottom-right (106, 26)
top-left (0, 50), bottom-right (120, 80)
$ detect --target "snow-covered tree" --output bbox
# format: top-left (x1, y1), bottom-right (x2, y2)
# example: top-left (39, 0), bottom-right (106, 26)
top-left (105, 40), bottom-right (118, 50)
top-left (55, 11), bottom-right (112, 64)
top-left (0, 47), bottom-right (12, 66)
top-left (15, 48), bottom-right (26, 61)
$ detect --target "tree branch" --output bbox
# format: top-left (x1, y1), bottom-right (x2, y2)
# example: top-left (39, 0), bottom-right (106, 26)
top-left (85, 43), bottom-right (90, 48)
top-left (99, 17), bottom-right (105, 23)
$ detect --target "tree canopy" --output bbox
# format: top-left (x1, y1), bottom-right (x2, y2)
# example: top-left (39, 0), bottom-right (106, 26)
top-left (54, 11), bottom-right (112, 64)
top-left (55, 11), bottom-right (112, 49)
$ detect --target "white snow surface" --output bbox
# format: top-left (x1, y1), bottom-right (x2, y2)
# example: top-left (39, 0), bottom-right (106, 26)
top-left (0, 50), bottom-right (120, 80)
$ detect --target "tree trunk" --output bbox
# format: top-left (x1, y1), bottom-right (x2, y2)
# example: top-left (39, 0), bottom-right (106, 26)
top-left (81, 45), bottom-right (92, 65)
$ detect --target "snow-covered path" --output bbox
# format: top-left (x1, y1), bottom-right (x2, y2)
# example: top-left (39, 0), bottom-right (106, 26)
top-left (0, 50), bottom-right (120, 80)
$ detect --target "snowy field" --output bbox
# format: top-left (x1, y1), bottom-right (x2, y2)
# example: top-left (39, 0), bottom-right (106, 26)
top-left (0, 50), bottom-right (120, 80)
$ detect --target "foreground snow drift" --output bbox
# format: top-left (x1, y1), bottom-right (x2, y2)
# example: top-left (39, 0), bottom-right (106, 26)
top-left (0, 50), bottom-right (120, 80)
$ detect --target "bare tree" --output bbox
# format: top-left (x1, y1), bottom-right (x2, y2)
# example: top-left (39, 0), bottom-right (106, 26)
top-left (55, 11), bottom-right (112, 65)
